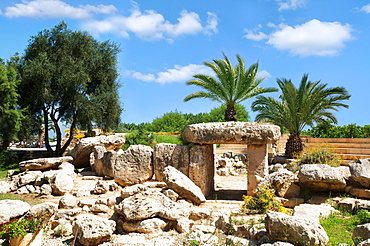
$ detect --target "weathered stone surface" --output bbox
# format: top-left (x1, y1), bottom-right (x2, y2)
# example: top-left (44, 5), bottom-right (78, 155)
top-left (349, 187), bottom-right (370, 199)
top-left (59, 194), bottom-right (77, 209)
top-left (73, 214), bottom-right (116, 246)
top-left (115, 190), bottom-right (186, 221)
top-left (247, 144), bottom-right (268, 196)
top-left (93, 180), bottom-right (110, 194)
top-left (353, 223), bottom-right (370, 245)
top-left (350, 159), bottom-right (370, 188)
top-left (189, 144), bottom-right (214, 196)
top-left (185, 230), bottom-right (219, 245)
top-left (162, 188), bottom-right (179, 201)
top-left (264, 169), bottom-right (300, 198)
top-left (17, 171), bottom-right (43, 186)
top-left (49, 171), bottom-right (75, 196)
top-left (275, 197), bottom-right (304, 208)
top-left (153, 143), bottom-right (190, 182)
top-left (19, 156), bottom-right (74, 171)
top-left (0, 181), bottom-right (11, 194)
top-left (90, 204), bottom-right (110, 213)
top-left (182, 122), bottom-right (281, 144)
top-left (68, 135), bottom-right (125, 168)
top-left (265, 211), bottom-right (329, 246)
top-left (58, 162), bottom-right (75, 172)
top-left (293, 203), bottom-right (338, 224)
top-left (162, 166), bottom-right (205, 205)
top-left (55, 208), bottom-right (83, 220)
top-left (358, 239), bottom-right (370, 246)
top-left (40, 184), bottom-right (52, 196)
top-left (29, 202), bottom-right (58, 216)
top-left (113, 145), bottom-right (153, 186)
top-left (122, 218), bottom-right (167, 234)
top-left (121, 184), bottom-right (148, 199)
top-left (0, 200), bottom-right (30, 223)
top-left (92, 147), bottom-right (116, 178)
top-left (298, 164), bottom-right (347, 192)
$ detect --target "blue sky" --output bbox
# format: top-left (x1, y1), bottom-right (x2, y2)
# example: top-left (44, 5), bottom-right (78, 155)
top-left (1, 0), bottom-right (369, 126)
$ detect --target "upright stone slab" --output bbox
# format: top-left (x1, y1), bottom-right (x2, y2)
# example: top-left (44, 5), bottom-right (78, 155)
top-left (183, 122), bottom-right (280, 197)
top-left (153, 143), bottom-right (190, 182)
top-left (189, 144), bottom-right (214, 197)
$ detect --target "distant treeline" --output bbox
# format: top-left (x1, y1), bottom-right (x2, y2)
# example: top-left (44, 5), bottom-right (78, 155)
top-left (115, 104), bottom-right (250, 133)
top-left (303, 123), bottom-right (370, 138)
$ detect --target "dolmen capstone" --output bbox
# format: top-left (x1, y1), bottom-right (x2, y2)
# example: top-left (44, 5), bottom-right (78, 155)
top-left (182, 122), bottom-right (281, 196)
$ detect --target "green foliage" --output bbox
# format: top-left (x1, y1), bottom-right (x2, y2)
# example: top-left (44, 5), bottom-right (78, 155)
top-left (305, 122), bottom-right (370, 138)
top-left (18, 21), bottom-right (122, 157)
top-left (184, 53), bottom-right (276, 121)
top-left (121, 129), bottom-right (155, 150)
top-left (298, 147), bottom-right (341, 167)
top-left (242, 184), bottom-right (287, 214)
top-left (155, 134), bottom-right (184, 145)
top-left (149, 111), bottom-right (188, 132)
top-left (206, 104), bottom-right (249, 122)
top-left (252, 74), bottom-right (351, 158)
top-left (0, 59), bottom-right (24, 150)
top-left (0, 151), bottom-right (18, 170)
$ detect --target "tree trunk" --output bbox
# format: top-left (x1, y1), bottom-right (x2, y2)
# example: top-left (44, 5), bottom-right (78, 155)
top-left (285, 134), bottom-right (303, 159)
top-left (224, 104), bottom-right (237, 121)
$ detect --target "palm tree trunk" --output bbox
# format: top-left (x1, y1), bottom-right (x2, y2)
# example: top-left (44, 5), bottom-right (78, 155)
top-left (285, 134), bottom-right (303, 159)
top-left (225, 104), bottom-right (237, 121)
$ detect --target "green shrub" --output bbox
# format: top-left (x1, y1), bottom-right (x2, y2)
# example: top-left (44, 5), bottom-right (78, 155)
top-left (121, 129), bottom-right (155, 151)
top-left (155, 134), bottom-right (184, 145)
top-left (298, 147), bottom-right (341, 167)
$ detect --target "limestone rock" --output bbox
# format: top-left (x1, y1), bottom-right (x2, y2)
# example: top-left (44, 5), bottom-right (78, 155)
top-left (161, 188), bottom-right (179, 201)
top-left (298, 164), bottom-right (347, 192)
top-left (264, 169), bottom-right (300, 198)
top-left (153, 143), bottom-right (190, 181)
top-left (40, 184), bottom-right (52, 196)
top-left (90, 204), bottom-right (110, 213)
top-left (121, 184), bottom-right (148, 199)
top-left (0, 200), bottom-right (30, 223)
top-left (17, 171), bottom-right (43, 187)
top-left (92, 147), bottom-right (116, 178)
top-left (93, 180), bottom-right (110, 194)
top-left (73, 214), bottom-right (116, 246)
top-left (122, 218), bottom-right (167, 233)
top-left (358, 239), bottom-right (370, 246)
top-left (113, 145), bottom-right (153, 186)
top-left (185, 230), bottom-right (219, 245)
top-left (115, 190), bottom-right (186, 221)
top-left (0, 181), bottom-right (11, 194)
top-left (265, 211), bottom-right (329, 246)
top-left (68, 135), bottom-right (125, 168)
top-left (353, 223), bottom-right (370, 245)
top-left (59, 194), bottom-right (77, 209)
top-left (58, 162), bottom-right (75, 172)
top-left (29, 202), bottom-right (58, 216)
top-left (349, 187), bottom-right (370, 199)
top-left (49, 171), bottom-right (75, 195)
top-left (55, 208), bottom-right (83, 220)
top-left (162, 166), bottom-right (205, 205)
top-left (182, 122), bottom-right (281, 144)
top-left (19, 156), bottom-right (74, 171)
top-left (293, 203), bottom-right (338, 224)
top-left (350, 159), bottom-right (370, 188)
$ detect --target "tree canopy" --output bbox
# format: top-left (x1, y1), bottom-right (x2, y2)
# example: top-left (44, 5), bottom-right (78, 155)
top-left (252, 74), bottom-right (351, 158)
top-left (18, 22), bottom-right (122, 157)
top-left (184, 53), bottom-right (277, 121)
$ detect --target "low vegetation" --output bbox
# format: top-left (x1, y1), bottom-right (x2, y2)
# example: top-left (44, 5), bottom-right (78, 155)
top-left (297, 145), bottom-right (341, 167)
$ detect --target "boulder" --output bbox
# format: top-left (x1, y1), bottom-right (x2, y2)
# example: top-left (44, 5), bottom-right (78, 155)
top-left (93, 180), bottom-right (110, 194)
top-left (18, 156), bottom-right (74, 171)
top-left (349, 187), bottom-right (370, 199)
top-left (122, 218), bottom-right (167, 233)
top-left (29, 202), bottom-right (58, 216)
top-left (68, 135), bottom-right (125, 168)
top-left (0, 200), bottom-right (30, 223)
top-left (113, 145), bottom-right (153, 186)
top-left (17, 171), bottom-right (43, 187)
top-left (162, 166), bottom-right (206, 205)
top-left (293, 203), bottom-right (338, 224)
top-left (264, 169), bottom-right (300, 198)
top-left (59, 194), bottom-right (77, 209)
top-left (358, 239), bottom-right (370, 246)
top-left (350, 159), bottom-right (370, 188)
top-left (353, 223), bottom-right (370, 245)
top-left (72, 214), bottom-right (116, 246)
top-left (46, 171), bottom-right (75, 196)
top-left (153, 143), bottom-right (190, 182)
top-left (265, 211), bottom-right (328, 245)
top-left (298, 164), bottom-right (347, 192)
top-left (91, 147), bottom-right (116, 178)
top-left (182, 122), bottom-right (281, 144)
top-left (0, 181), bottom-right (11, 194)
top-left (121, 184), bottom-right (148, 199)
top-left (115, 190), bottom-right (186, 221)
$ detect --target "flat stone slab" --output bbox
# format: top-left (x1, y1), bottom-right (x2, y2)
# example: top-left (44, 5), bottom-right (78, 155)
top-left (182, 122), bottom-right (280, 144)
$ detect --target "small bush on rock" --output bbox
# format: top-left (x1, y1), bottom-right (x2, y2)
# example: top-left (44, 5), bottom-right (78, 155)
top-left (298, 146), bottom-right (341, 167)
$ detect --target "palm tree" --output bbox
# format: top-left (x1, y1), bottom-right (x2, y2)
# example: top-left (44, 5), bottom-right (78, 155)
top-left (184, 53), bottom-right (277, 121)
top-left (251, 74), bottom-right (351, 158)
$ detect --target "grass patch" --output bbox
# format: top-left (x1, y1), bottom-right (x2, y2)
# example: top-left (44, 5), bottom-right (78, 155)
top-left (155, 134), bottom-right (184, 145)
top-left (320, 209), bottom-right (370, 245)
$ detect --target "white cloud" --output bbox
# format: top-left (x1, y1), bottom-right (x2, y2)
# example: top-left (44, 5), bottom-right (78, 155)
top-left (258, 70), bottom-right (271, 79)
top-left (361, 4), bottom-right (370, 13)
top-left (244, 25), bottom-right (268, 41)
top-left (277, 0), bottom-right (306, 11)
top-left (125, 64), bottom-right (214, 85)
top-left (267, 19), bottom-right (353, 56)
top-left (83, 4), bottom-right (218, 41)
top-left (2, 0), bottom-right (117, 19)
top-left (245, 19), bottom-right (354, 57)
